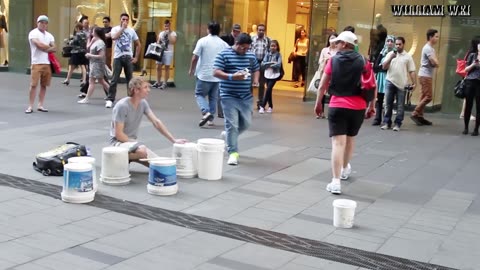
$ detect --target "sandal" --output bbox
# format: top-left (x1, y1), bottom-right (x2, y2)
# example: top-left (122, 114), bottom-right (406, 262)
top-left (37, 107), bottom-right (49, 112)
top-left (25, 108), bottom-right (33, 114)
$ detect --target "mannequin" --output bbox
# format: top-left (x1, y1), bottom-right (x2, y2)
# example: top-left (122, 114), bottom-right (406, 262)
top-left (250, 24), bottom-right (257, 37)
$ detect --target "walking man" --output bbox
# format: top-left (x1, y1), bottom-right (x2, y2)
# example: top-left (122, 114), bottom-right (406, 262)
top-left (220, 24), bottom-right (241, 46)
top-left (251, 24), bottom-right (271, 109)
top-left (26, 15), bottom-right (55, 114)
top-left (381, 37), bottom-right (416, 131)
top-left (102, 16), bottom-right (113, 70)
top-left (105, 13), bottom-right (141, 108)
top-left (189, 21), bottom-right (228, 127)
top-left (411, 29), bottom-right (439, 126)
top-left (214, 33), bottom-right (260, 165)
top-left (315, 31), bottom-right (374, 194)
top-left (153, 19), bottom-right (177, 90)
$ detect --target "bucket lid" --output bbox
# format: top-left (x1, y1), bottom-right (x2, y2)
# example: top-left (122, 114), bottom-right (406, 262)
top-left (149, 157), bottom-right (176, 166)
top-left (174, 142), bottom-right (197, 148)
top-left (64, 162), bottom-right (92, 171)
top-left (102, 147), bottom-right (128, 153)
top-left (197, 138), bottom-right (225, 146)
top-left (332, 199), bottom-right (357, 208)
top-left (68, 156), bottom-right (95, 164)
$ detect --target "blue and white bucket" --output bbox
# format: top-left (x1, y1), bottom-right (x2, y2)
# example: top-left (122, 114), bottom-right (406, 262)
top-left (147, 158), bottom-right (178, 195)
top-left (68, 156), bottom-right (97, 192)
top-left (61, 163), bottom-right (95, 203)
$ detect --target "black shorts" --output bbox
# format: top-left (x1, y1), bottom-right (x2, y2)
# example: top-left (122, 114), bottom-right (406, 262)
top-left (69, 53), bottom-right (89, 66)
top-left (328, 107), bottom-right (366, 137)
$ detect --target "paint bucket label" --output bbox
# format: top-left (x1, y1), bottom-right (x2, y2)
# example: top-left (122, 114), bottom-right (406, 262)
top-left (148, 165), bottom-right (176, 187)
top-left (64, 170), bottom-right (93, 192)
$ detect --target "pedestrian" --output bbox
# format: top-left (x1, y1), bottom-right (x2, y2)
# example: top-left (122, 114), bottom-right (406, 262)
top-left (259, 40), bottom-right (282, 114)
top-left (78, 27), bottom-right (110, 104)
top-left (63, 22), bottom-right (88, 86)
top-left (220, 24), bottom-right (241, 46)
top-left (25, 15), bottom-right (55, 114)
top-left (105, 13), bottom-right (141, 108)
top-left (314, 31), bottom-right (374, 194)
top-left (316, 33), bottom-right (338, 118)
top-left (101, 16), bottom-right (113, 70)
top-left (411, 29), bottom-right (439, 126)
top-left (461, 37), bottom-right (480, 136)
top-left (251, 24), bottom-right (271, 109)
top-left (372, 35), bottom-right (395, 126)
top-left (152, 19), bottom-right (176, 90)
top-left (381, 37), bottom-right (416, 131)
top-left (110, 77), bottom-right (187, 167)
top-left (293, 29), bottom-right (308, 88)
top-left (213, 33), bottom-right (260, 165)
top-left (188, 21), bottom-right (228, 127)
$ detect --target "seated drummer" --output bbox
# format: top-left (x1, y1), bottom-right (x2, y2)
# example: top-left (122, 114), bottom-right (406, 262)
top-left (109, 77), bottom-right (187, 166)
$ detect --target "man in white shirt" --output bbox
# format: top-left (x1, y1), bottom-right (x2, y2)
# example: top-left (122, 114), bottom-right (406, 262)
top-left (26, 15), bottom-right (56, 114)
top-left (153, 20), bottom-right (177, 90)
top-left (188, 21), bottom-right (228, 127)
top-left (105, 13), bottom-right (141, 108)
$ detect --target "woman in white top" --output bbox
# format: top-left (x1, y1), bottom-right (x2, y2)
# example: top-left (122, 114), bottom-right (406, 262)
top-left (293, 29), bottom-right (309, 87)
top-left (316, 33), bottom-right (338, 118)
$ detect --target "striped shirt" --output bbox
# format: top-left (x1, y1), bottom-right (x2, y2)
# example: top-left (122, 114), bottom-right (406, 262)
top-left (213, 47), bottom-right (260, 99)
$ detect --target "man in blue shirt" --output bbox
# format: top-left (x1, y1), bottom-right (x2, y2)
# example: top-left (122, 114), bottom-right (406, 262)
top-left (213, 33), bottom-right (260, 165)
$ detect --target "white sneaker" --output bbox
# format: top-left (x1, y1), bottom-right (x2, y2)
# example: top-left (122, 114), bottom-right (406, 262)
top-left (393, 125), bottom-right (400, 132)
top-left (340, 163), bottom-right (351, 180)
top-left (259, 107), bottom-right (265, 114)
top-left (207, 120), bottom-right (214, 126)
top-left (77, 98), bottom-right (89, 104)
top-left (267, 108), bottom-right (273, 113)
top-left (227, 152), bottom-right (239, 165)
top-left (105, 100), bottom-right (113, 108)
top-left (326, 182), bottom-right (341, 194)
top-left (220, 131), bottom-right (226, 141)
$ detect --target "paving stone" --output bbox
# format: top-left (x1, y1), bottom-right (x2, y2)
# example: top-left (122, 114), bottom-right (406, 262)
top-left (377, 236), bottom-right (442, 263)
top-left (95, 221), bottom-right (194, 253)
top-left (240, 144), bottom-right (291, 159)
top-left (273, 217), bottom-right (336, 241)
top-left (208, 257), bottom-right (271, 270)
top-left (31, 251), bottom-right (108, 270)
top-left (323, 233), bottom-right (382, 252)
top-left (291, 254), bottom-right (365, 270)
top-left (96, 211), bottom-right (148, 226)
top-left (194, 262), bottom-right (241, 270)
top-left (266, 158), bottom-right (330, 184)
top-left (255, 198), bottom-right (313, 215)
top-left (80, 241), bottom-right (136, 259)
top-left (39, 203), bottom-right (109, 222)
top-left (0, 259), bottom-right (15, 270)
top-left (235, 180), bottom-right (292, 196)
top-left (0, 186), bottom-right (34, 202)
top-left (66, 246), bottom-right (125, 265)
top-left (216, 243), bottom-right (298, 269)
top-left (227, 207), bottom-right (295, 230)
top-left (0, 242), bottom-right (48, 264)
top-left (10, 263), bottom-right (52, 270)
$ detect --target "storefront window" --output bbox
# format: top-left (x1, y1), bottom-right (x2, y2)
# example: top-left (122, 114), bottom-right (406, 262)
top-left (213, 0), bottom-right (267, 36)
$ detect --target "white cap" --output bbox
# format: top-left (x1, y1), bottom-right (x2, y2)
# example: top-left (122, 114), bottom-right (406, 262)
top-left (37, 15), bottom-right (49, 23)
top-left (331, 31), bottom-right (357, 46)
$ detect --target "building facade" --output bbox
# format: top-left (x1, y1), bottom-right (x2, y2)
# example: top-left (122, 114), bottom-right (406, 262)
top-left (5, 0), bottom-right (477, 113)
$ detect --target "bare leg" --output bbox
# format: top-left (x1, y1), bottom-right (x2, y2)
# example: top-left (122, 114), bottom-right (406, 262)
top-left (164, 65), bottom-right (170, 82)
top-left (331, 135), bottom-right (347, 179)
top-left (81, 65), bottom-right (87, 82)
top-left (28, 85), bottom-right (37, 109)
top-left (156, 63), bottom-right (163, 83)
top-left (99, 78), bottom-right (110, 92)
top-left (344, 136), bottom-right (355, 168)
top-left (37, 86), bottom-right (47, 108)
top-left (85, 77), bottom-right (96, 98)
top-left (65, 65), bottom-right (75, 82)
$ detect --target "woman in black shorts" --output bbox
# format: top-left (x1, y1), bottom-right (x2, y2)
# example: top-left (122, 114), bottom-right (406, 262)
top-left (63, 22), bottom-right (88, 86)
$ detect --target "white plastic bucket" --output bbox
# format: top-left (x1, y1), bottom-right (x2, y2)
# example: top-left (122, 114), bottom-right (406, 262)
top-left (100, 147), bottom-right (131, 185)
top-left (147, 158), bottom-right (178, 196)
top-left (196, 138), bottom-right (225, 181)
top-left (68, 156), bottom-right (97, 192)
top-left (61, 163), bottom-right (95, 203)
top-left (172, 142), bottom-right (197, 178)
top-left (332, 199), bottom-right (357, 228)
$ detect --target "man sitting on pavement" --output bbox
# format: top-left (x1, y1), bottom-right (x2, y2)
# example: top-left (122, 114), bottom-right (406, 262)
top-left (109, 77), bottom-right (187, 166)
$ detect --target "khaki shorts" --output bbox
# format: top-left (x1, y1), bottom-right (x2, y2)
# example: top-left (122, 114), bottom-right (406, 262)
top-left (111, 141), bottom-right (159, 159)
top-left (31, 64), bottom-right (52, 88)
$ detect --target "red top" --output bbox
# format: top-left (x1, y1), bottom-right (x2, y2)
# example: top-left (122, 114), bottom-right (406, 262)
top-left (324, 58), bottom-right (367, 110)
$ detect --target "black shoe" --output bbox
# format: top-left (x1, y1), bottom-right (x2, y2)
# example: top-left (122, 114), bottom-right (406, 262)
top-left (372, 120), bottom-right (381, 126)
top-left (78, 93), bottom-right (86, 98)
top-left (462, 128), bottom-right (469, 135)
top-left (410, 115), bottom-right (423, 126)
top-left (419, 117), bottom-right (432, 126)
top-left (472, 130), bottom-right (479, 136)
top-left (199, 112), bottom-right (214, 127)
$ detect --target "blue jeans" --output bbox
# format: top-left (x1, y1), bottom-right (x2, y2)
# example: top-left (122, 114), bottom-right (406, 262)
top-left (221, 96), bottom-right (253, 154)
top-left (194, 79), bottom-right (218, 116)
top-left (107, 55), bottom-right (134, 102)
top-left (383, 80), bottom-right (406, 127)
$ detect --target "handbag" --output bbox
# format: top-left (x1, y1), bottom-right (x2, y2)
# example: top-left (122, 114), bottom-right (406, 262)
top-left (264, 67), bottom-right (280, 79)
top-left (454, 79), bottom-right (466, 99)
top-left (288, 52), bottom-right (295, 63)
top-left (456, 52), bottom-right (470, 78)
top-left (62, 45), bottom-right (73, 58)
top-left (307, 70), bottom-right (321, 93)
top-left (360, 57), bottom-right (376, 102)
top-left (48, 52), bottom-right (61, 74)
top-left (144, 42), bottom-right (165, 62)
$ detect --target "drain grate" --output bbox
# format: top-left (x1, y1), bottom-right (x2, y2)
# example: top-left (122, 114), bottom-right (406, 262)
top-left (0, 173), bottom-right (457, 270)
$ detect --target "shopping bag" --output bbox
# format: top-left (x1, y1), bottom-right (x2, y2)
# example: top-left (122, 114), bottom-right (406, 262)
top-left (48, 52), bottom-right (61, 74)
top-left (307, 71), bottom-right (321, 94)
top-left (144, 42), bottom-right (164, 62)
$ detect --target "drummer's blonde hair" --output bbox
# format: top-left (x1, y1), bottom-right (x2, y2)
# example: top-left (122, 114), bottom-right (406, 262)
top-left (127, 77), bottom-right (148, 97)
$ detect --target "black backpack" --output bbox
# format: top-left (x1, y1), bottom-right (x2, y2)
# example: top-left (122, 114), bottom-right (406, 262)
top-left (33, 142), bottom-right (88, 176)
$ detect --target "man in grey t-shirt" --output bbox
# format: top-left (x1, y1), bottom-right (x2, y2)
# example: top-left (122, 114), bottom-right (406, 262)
top-left (411, 29), bottom-right (439, 126)
top-left (110, 77), bottom-right (186, 166)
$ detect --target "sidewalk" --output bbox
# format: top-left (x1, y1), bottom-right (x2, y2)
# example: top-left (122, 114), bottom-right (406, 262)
top-left (0, 72), bottom-right (479, 270)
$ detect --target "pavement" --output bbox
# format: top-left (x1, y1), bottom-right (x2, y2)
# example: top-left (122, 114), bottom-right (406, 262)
top-left (0, 72), bottom-right (479, 270)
